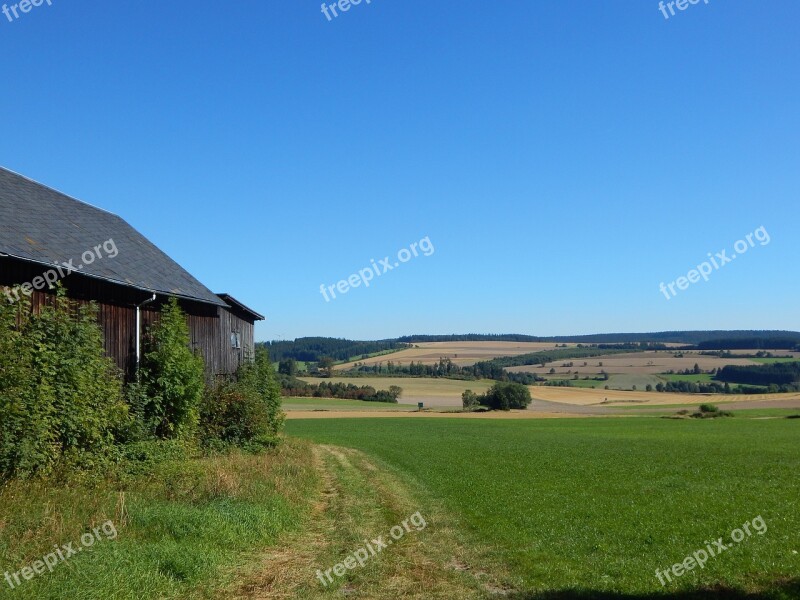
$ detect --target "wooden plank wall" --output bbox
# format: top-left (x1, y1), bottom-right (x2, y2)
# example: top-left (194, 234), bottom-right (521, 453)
top-left (1, 258), bottom-right (255, 380)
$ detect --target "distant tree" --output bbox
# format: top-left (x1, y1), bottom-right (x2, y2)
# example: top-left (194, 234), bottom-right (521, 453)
top-left (646, 384), bottom-right (653, 392)
top-left (278, 358), bottom-right (298, 377)
top-left (693, 363), bottom-right (702, 374)
top-left (549, 368), bottom-right (556, 374)
top-left (388, 385), bottom-right (403, 401)
top-left (462, 389), bottom-right (479, 409)
top-left (318, 356), bottom-right (335, 378)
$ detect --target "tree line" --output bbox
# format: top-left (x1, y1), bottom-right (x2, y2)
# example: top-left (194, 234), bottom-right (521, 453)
top-left (277, 375), bottom-right (401, 403)
top-left (697, 338), bottom-right (800, 350)
top-left (260, 337), bottom-right (408, 363)
top-left (717, 362), bottom-right (800, 387)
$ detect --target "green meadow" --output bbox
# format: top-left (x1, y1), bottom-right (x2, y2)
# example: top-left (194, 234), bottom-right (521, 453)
top-left (287, 417), bottom-right (800, 598)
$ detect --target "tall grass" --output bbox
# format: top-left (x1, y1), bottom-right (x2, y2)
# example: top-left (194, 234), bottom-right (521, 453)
top-left (0, 440), bottom-right (317, 599)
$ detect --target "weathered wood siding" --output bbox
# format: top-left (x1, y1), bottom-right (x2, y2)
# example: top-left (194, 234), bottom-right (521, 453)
top-left (0, 257), bottom-right (256, 380)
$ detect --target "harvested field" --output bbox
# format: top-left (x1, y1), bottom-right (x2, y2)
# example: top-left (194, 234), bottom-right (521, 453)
top-left (507, 350), bottom-right (759, 376)
top-left (529, 385), bottom-right (800, 407)
top-left (335, 341), bottom-right (575, 370)
top-left (298, 376), bottom-right (495, 407)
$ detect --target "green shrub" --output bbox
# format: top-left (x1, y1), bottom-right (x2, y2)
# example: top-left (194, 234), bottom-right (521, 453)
top-left (479, 382), bottom-right (532, 411)
top-left (0, 292), bottom-right (128, 479)
top-left (249, 346), bottom-right (285, 436)
top-left (692, 404), bottom-right (733, 419)
top-left (139, 298), bottom-right (206, 440)
top-left (462, 389), bottom-right (479, 409)
top-left (199, 347), bottom-right (284, 450)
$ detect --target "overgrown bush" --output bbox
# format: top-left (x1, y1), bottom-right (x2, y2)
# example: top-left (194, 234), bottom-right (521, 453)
top-left (0, 291), bottom-right (282, 482)
top-left (692, 404), bottom-right (733, 419)
top-left (199, 347), bottom-right (284, 450)
top-left (138, 298), bottom-right (206, 440)
top-left (0, 293), bottom-right (128, 480)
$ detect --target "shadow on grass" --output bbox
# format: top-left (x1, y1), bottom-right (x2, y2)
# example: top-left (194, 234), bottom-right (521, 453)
top-left (507, 578), bottom-right (800, 600)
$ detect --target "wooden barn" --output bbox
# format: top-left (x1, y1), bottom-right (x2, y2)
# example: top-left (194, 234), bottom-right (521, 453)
top-left (0, 167), bottom-right (264, 379)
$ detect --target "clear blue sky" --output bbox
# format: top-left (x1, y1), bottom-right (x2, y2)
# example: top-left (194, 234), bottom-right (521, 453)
top-left (2, 0), bottom-right (798, 341)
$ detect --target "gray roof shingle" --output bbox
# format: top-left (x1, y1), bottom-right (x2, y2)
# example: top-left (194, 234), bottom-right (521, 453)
top-left (0, 167), bottom-right (225, 306)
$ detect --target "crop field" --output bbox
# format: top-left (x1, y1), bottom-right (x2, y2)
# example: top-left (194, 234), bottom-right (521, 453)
top-left (752, 357), bottom-right (800, 364)
top-left (657, 373), bottom-right (717, 383)
top-left (507, 350), bottom-right (760, 377)
top-left (335, 341), bottom-right (576, 369)
top-left (298, 376), bottom-right (495, 407)
top-left (282, 396), bottom-right (418, 411)
top-left (299, 344), bottom-right (800, 411)
top-left (724, 351), bottom-right (800, 358)
top-left (292, 375), bottom-right (800, 410)
top-left (529, 385), bottom-right (800, 407)
top-left (547, 373), bottom-right (665, 390)
top-left (287, 417), bottom-right (800, 598)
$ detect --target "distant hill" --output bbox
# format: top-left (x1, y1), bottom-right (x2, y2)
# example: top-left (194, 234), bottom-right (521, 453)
top-left (261, 331), bottom-right (800, 362)
top-left (540, 331), bottom-right (800, 346)
top-left (399, 331), bottom-right (800, 345)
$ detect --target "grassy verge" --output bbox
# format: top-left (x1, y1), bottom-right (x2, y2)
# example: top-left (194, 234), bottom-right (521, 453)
top-left (287, 418), bottom-right (800, 597)
top-left (0, 440), bottom-right (318, 600)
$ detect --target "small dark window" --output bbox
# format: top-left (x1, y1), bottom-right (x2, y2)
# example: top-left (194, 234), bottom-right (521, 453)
top-left (230, 332), bottom-right (241, 349)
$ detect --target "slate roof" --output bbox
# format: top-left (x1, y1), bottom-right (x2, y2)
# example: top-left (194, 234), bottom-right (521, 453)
top-left (217, 293), bottom-right (265, 321)
top-left (0, 166), bottom-right (226, 307)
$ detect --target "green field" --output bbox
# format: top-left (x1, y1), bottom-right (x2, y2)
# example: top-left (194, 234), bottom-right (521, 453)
top-left (282, 396), bottom-right (416, 411)
top-left (658, 373), bottom-right (717, 384)
top-left (543, 378), bottom-right (606, 389)
top-left (750, 358), bottom-right (800, 365)
top-left (287, 417), bottom-right (800, 597)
